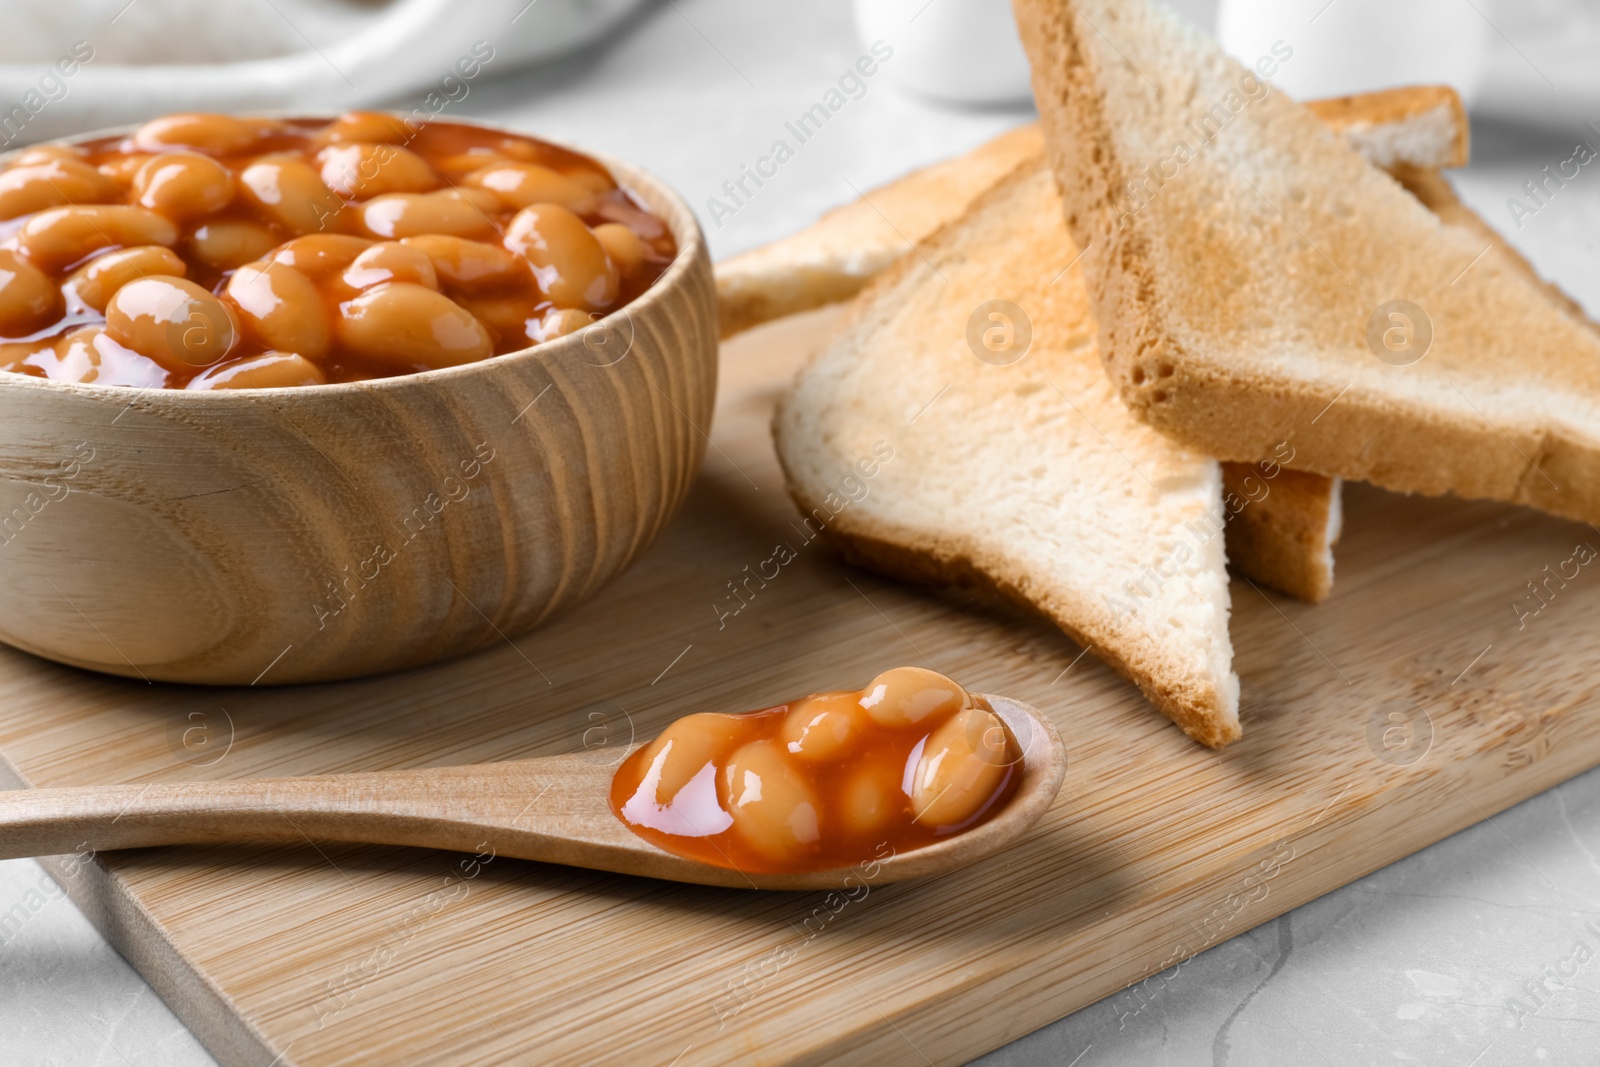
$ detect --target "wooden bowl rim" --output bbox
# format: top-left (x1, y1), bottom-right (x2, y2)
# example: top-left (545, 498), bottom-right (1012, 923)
top-left (0, 112), bottom-right (709, 403)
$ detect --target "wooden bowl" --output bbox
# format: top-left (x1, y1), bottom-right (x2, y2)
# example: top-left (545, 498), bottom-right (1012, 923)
top-left (0, 122), bottom-right (716, 685)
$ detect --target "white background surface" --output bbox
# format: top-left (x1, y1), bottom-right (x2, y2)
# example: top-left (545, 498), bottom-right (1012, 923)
top-left (2, 1), bottom-right (1600, 1064)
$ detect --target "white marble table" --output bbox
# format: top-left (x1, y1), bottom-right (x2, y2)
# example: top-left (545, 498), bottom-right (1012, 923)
top-left (3, 1), bottom-right (1598, 1063)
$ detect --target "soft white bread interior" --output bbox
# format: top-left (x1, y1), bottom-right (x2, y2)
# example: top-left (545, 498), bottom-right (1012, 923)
top-left (1013, 0), bottom-right (1600, 525)
top-left (774, 160), bottom-right (1241, 748)
top-left (737, 83), bottom-right (1482, 608)
top-left (716, 86), bottom-right (1469, 340)
top-left (1304, 86), bottom-right (1468, 171)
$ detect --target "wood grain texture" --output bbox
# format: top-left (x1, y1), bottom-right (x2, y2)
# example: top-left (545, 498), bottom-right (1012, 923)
top-left (0, 693), bottom-right (1065, 891)
top-left (0, 151), bottom-right (717, 686)
top-left (1, 306), bottom-right (1597, 1066)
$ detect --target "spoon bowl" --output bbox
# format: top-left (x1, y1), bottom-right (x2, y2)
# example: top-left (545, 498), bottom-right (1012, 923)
top-left (0, 695), bottom-right (1064, 890)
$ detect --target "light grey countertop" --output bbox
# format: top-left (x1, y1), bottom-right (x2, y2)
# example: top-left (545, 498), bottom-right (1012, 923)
top-left (3, 1), bottom-right (1599, 1064)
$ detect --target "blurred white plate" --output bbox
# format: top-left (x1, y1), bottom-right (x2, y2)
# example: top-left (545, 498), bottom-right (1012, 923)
top-left (0, 0), bottom-right (649, 144)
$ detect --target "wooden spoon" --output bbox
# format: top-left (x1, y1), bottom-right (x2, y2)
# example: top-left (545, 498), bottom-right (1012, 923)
top-left (0, 696), bottom-right (1065, 890)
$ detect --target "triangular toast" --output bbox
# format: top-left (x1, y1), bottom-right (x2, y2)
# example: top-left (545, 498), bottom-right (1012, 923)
top-left (716, 86), bottom-right (1467, 340)
top-left (1013, 0), bottom-right (1600, 523)
top-left (774, 160), bottom-right (1241, 747)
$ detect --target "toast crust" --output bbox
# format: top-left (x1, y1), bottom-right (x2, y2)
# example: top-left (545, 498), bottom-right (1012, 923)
top-left (1221, 464), bottom-right (1338, 603)
top-left (1305, 86), bottom-right (1469, 169)
top-left (811, 520), bottom-right (1242, 749)
top-left (1389, 164), bottom-right (1595, 329)
top-left (717, 86), bottom-right (1468, 339)
top-left (717, 125), bottom-right (1046, 338)
top-left (1013, 0), bottom-right (1600, 527)
top-left (774, 161), bottom-right (1242, 748)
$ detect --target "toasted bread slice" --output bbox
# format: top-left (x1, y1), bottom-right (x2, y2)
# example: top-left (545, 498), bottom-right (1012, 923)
top-left (775, 160), bottom-right (1241, 748)
top-left (733, 84), bottom-right (1469, 608)
top-left (718, 124), bottom-right (1046, 338)
top-left (1304, 86), bottom-right (1468, 171)
top-left (1388, 163), bottom-right (1594, 329)
top-left (716, 86), bottom-right (1468, 340)
top-left (1013, 0), bottom-right (1600, 524)
top-left (1220, 167), bottom-right (1600, 603)
top-left (1223, 464), bottom-right (1342, 602)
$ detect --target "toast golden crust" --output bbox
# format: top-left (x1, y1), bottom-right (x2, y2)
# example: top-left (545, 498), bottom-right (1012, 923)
top-left (811, 521), bottom-right (1242, 749)
top-left (1389, 164), bottom-right (1595, 328)
top-left (1221, 464), bottom-right (1338, 603)
top-left (1305, 86), bottom-right (1469, 169)
top-left (1014, 0), bottom-right (1600, 527)
top-left (717, 86), bottom-right (1468, 339)
top-left (774, 161), bottom-right (1242, 748)
top-left (717, 125), bottom-right (1046, 338)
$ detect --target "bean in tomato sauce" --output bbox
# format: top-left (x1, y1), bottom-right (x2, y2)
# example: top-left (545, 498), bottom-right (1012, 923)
top-left (610, 667), bottom-right (1022, 875)
top-left (0, 112), bottom-right (677, 389)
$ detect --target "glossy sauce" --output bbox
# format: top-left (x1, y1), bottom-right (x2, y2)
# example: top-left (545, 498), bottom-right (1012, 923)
top-left (0, 112), bottom-right (677, 389)
top-left (609, 667), bottom-right (1021, 874)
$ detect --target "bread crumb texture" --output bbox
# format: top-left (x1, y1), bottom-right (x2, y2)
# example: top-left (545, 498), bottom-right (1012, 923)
top-left (774, 164), bottom-right (1241, 748)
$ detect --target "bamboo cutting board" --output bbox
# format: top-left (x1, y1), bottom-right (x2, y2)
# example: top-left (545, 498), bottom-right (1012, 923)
top-left (2, 306), bottom-right (1595, 1066)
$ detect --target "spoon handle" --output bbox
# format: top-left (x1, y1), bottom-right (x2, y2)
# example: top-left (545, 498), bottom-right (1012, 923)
top-left (0, 770), bottom-right (481, 861)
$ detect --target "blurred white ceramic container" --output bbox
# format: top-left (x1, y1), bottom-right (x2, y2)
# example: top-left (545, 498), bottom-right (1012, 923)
top-left (854, 0), bottom-right (1033, 107)
top-left (1218, 0), bottom-right (1491, 102)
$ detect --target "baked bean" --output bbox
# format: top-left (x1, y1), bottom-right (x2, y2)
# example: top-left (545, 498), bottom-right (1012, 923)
top-left (859, 666), bottom-right (967, 728)
top-left (465, 162), bottom-right (592, 211)
top-left (98, 153), bottom-right (156, 188)
top-left (226, 261), bottom-right (329, 360)
top-left (840, 765), bottom-right (901, 836)
top-left (16, 205), bottom-right (179, 273)
top-left (13, 145), bottom-right (85, 166)
top-left (133, 152), bottom-right (235, 220)
top-left (0, 113), bottom-right (675, 390)
top-left (445, 187), bottom-right (501, 214)
top-left (0, 249), bottom-right (65, 336)
top-left (568, 169), bottom-right (617, 195)
top-left (400, 234), bottom-right (525, 291)
top-left (596, 199), bottom-right (669, 245)
top-left (131, 113), bottom-right (281, 156)
top-left (268, 234), bottom-right (373, 277)
top-left (186, 219), bottom-right (281, 271)
top-left (910, 705), bottom-right (1013, 827)
top-left (46, 326), bottom-right (169, 387)
top-left (187, 352), bottom-right (327, 390)
top-left (634, 712), bottom-right (747, 805)
top-left (721, 740), bottom-right (821, 859)
top-left (505, 204), bottom-right (618, 311)
top-left (359, 189), bottom-right (499, 239)
top-left (490, 138), bottom-right (541, 162)
top-left (612, 668), bottom-right (1019, 873)
top-left (65, 246), bottom-right (188, 313)
top-left (0, 159), bottom-right (120, 221)
top-left (105, 276), bottom-right (237, 370)
top-left (340, 241), bottom-right (438, 291)
top-left (458, 294), bottom-right (539, 347)
top-left (593, 222), bottom-right (646, 275)
top-left (779, 692), bottom-right (862, 761)
top-left (239, 158), bottom-right (347, 235)
top-left (430, 151), bottom-right (508, 178)
top-left (317, 142), bottom-right (438, 198)
top-left (0, 340), bottom-right (49, 372)
top-left (533, 307), bottom-right (595, 342)
top-left (45, 327), bottom-right (106, 383)
top-left (315, 111), bottom-right (416, 145)
top-left (334, 282), bottom-right (491, 368)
